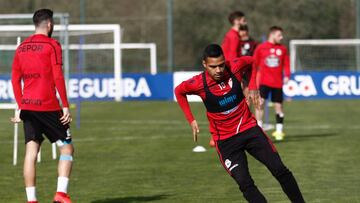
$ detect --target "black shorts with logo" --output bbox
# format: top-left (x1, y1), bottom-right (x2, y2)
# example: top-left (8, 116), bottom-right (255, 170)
top-left (259, 85), bottom-right (283, 103)
top-left (20, 110), bottom-right (71, 144)
top-left (215, 126), bottom-right (305, 202)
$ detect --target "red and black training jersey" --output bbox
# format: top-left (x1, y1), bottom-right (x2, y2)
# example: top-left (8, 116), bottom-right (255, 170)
top-left (11, 34), bottom-right (69, 111)
top-left (221, 28), bottom-right (241, 62)
top-left (238, 38), bottom-right (258, 57)
top-left (174, 56), bottom-right (258, 141)
top-left (253, 41), bottom-right (290, 88)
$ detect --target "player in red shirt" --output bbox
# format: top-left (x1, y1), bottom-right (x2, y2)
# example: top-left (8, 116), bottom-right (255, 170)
top-left (221, 11), bottom-right (247, 62)
top-left (175, 44), bottom-right (304, 203)
top-left (238, 24), bottom-right (258, 109)
top-left (11, 9), bottom-right (74, 203)
top-left (238, 25), bottom-right (258, 57)
top-left (253, 26), bottom-right (290, 141)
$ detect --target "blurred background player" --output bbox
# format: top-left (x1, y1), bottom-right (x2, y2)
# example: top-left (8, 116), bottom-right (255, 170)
top-left (174, 44), bottom-right (304, 203)
top-left (238, 25), bottom-right (258, 57)
top-left (238, 25), bottom-right (258, 106)
top-left (253, 26), bottom-right (290, 141)
top-left (221, 11), bottom-right (247, 62)
top-left (11, 9), bottom-right (74, 203)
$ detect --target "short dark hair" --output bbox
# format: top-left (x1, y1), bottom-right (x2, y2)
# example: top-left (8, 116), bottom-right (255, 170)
top-left (239, 25), bottom-right (249, 31)
top-left (269, 26), bottom-right (283, 34)
top-left (33, 9), bottom-right (53, 27)
top-left (202, 44), bottom-right (224, 61)
top-left (228, 11), bottom-right (245, 25)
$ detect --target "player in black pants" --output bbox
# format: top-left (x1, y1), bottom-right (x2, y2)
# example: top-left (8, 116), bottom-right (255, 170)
top-left (175, 44), bottom-right (305, 202)
top-left (217, 126), bottom-right (304, 202)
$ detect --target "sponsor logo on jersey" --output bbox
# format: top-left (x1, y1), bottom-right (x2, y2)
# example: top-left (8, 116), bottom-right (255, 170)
top-left (21, 98), bottom-right (42, 106)
top-left (18, 44), bottom-right (43, 53)
top-left (265, 55), bottom-right (280, 67)
top-left (23, 73), bottom-right (41, 80)
top-left (244, 43), bottom-right (250, 50)
top-left (219, 94), bottom-right (237, 107)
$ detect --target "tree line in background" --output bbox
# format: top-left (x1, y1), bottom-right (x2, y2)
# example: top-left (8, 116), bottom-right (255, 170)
top-left (0, 0), bottom-right (356, 72)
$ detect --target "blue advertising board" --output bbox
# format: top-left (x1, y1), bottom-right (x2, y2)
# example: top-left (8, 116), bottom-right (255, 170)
top-left (283, 72), bottom-right (360, 99)
top-left (0, 72), bottom-right (359, 102)
top-left (0, 73), bottom-right (174, 102)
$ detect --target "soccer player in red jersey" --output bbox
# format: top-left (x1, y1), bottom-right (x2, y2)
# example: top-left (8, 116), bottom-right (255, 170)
top-left (11, 9), bottom-right (74, 203)
top-left (253, 26), bottom-right (290, 141)
top-left (175, 44), bottom-right (304, 203)
top-left (238, 25), bottom-right (258, 107)
top-left (238, 25), bottom-right (258, 57)
top-left (221, 11), bottom-right (247, 62)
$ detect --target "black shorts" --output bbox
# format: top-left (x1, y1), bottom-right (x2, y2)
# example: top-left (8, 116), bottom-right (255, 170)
top-left (215, 126), bottom-right (281, 181)
top-left (259, 85), bottom-right (283, 103)
top-left (216, 126), bottom-right (279, 175)
top-left (20, 110), bottom-right (71, 144)
top-left (215, 126), bottom-right (304, 202)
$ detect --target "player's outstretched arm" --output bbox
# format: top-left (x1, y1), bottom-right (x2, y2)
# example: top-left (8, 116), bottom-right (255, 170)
top-left (174, 80), bottom-right (199, 142)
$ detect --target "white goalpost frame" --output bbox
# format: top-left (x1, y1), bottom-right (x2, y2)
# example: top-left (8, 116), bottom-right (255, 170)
top-left (67, 42), bottom-right (157, 74)
top-left (290, 39), bottom-right (360, 73)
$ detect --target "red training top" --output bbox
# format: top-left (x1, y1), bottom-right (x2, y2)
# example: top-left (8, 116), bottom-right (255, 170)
top-left (253, 41), bottom-right (290, 88)
top-left (221, 28), bottom-right (240, 62)
top-left (174, 56), bottom-right (258, 141)
top-left (11, 34), bottom-right (69, 111)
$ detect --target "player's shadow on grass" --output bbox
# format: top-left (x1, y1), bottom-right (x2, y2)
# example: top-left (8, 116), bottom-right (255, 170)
top-left (91, 194), bottom-right (171, 203)
top-left (274, 132), bottom-right (339, 143)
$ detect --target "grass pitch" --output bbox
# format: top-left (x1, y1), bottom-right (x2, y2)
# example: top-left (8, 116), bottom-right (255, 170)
top-left (0, 100), bottom-right (359, 202)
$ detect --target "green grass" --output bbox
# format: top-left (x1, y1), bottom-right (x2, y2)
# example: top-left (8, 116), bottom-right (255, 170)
top-left (0, 100), bottom-right (359, 203)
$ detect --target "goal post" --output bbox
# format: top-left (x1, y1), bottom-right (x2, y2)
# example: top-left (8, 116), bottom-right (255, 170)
top-left (290, 39), bottom-right (360, 73)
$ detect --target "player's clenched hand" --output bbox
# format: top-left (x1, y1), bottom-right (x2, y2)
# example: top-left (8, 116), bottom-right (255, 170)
top-left (190, 120), bottom-right (200, 142)
top-left (248, 90), bottom-right (263, 110)
top-left (60, 107), bottom-right (72, 125)
top-left (10, 109), bottom-right (21, 123)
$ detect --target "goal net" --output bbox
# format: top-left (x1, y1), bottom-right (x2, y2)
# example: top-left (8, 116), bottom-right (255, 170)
top-left (290, 39), bottom-right (360, 72)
